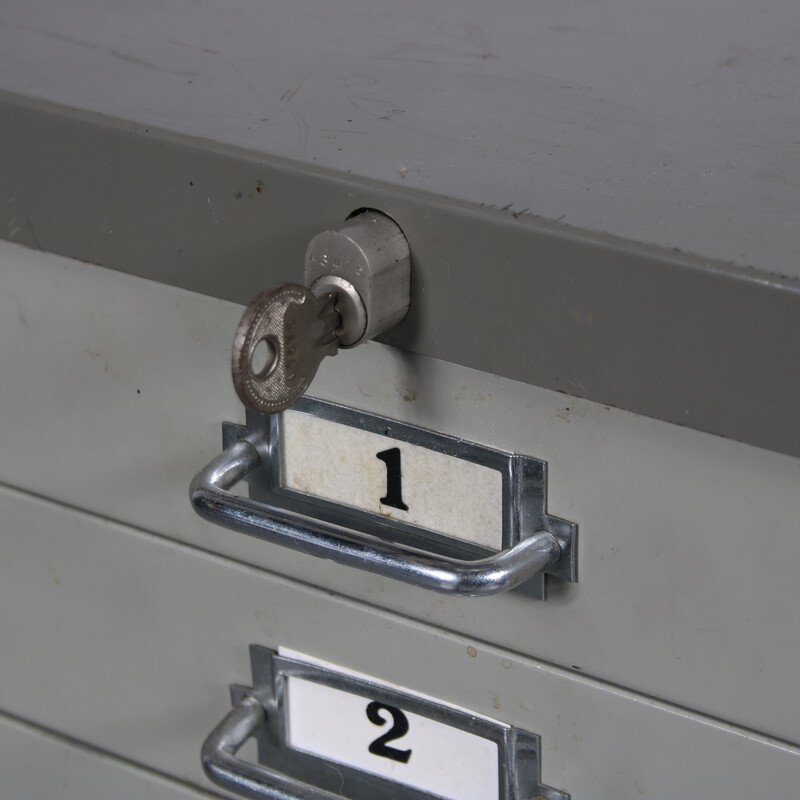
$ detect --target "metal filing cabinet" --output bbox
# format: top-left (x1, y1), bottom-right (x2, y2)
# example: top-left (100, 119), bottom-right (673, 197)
top-left (1, 2), bottom-right (800, 798)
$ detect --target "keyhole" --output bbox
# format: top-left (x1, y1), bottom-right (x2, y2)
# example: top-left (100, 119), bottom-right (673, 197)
top-left (251, 337), bottom-right (278, 378)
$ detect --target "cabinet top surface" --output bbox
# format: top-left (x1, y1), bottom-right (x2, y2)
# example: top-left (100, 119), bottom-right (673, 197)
top-left (1, 0), bottom-right (798, 276)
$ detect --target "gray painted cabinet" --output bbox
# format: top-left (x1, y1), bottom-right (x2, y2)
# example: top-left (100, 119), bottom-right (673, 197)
top-left (1, 3), bottom-right (799, 798)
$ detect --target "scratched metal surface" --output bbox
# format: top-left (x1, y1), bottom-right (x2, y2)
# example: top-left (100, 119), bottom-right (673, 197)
top-left (0, 0), bottom-right (798, 277)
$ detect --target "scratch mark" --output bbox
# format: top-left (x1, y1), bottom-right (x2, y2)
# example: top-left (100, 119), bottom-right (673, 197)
top-left (14, 24), bottom-right (198, 75)
top-left (280, 69), bottom-right (316, 152)
top-left (317, 127), bottom-right (368, 135)
top-left (167, 39), bottom-right (219, 55)
top-left (25, 217), bottom-right (42, 249)
top-left (567, 370), bottom-right (587, 394)
top-left (107, 48), bottom-right (162, 72)
top-left (14, 24), bottom-right (101, 51)
top-left (288, 105), bottom-right (309, 152)
top-left (207, 198), bottom-right (220, 224)
top-left (229, 60), bottom-right (269, 116)
top-left (346, 94), bottom-right (406, 126)
top-left (281, 73), bottom-right (309, 102)
top-left (323, 763), bottom-right (345, 794)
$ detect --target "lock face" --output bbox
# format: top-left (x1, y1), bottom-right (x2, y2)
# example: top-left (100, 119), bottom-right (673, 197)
top-left (305, 210), bottom-right (411, 347)
top-left (220, 396), bottom-right (577, 598)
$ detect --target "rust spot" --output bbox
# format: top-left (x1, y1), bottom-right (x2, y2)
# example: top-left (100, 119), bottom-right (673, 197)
top-left (256, 186), bottom-right (262, 193)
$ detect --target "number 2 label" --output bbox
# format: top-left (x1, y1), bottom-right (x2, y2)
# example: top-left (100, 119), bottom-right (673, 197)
top-left (283, 665), bottom-right (501, 800)
top-left (366, 701), bottom-right (412, 764)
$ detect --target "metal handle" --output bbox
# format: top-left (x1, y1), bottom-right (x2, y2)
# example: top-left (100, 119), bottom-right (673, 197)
top-left (189, 435), bottom-right (563, 597)
top-left (202, 695), bottom-right (343, 800)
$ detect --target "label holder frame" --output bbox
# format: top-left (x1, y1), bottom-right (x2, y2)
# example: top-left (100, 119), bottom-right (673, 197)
top-left (223, 396), bottom-right (577, 599)
top-left (228, 644), bottom-right (569, 800)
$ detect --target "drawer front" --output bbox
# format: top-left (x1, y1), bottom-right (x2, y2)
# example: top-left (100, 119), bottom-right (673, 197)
top-left (1, 483), bottom-right (799, 799)
top-left (0, 712), bottom-right (222, 800)
top-left (2, 240), bottom-right (800, 744)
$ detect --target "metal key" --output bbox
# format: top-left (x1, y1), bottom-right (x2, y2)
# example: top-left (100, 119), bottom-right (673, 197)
top-left (231, 284), bottom-right (340, 414)
top-left (231, 210), bottom-right (411, 414)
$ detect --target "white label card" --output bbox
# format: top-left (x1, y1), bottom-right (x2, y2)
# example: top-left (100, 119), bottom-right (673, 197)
top-left (280, 410), bottom-right (504, 551)
top-left (285, 676), bottom-right (500, 800)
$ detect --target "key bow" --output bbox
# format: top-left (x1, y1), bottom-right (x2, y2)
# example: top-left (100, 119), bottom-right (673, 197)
top-left (231, 284), bottom-right (339, 414)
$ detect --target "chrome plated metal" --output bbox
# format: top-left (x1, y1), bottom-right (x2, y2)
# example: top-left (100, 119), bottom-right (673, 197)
top-left (308, 274), bottom-right (367, 347)
top-left (305, 210), bottom-right (410, 348)
top-left (202, 695), bottom-right (343, 800)
top-left (200, 645), bottom-right (570, 800)
top-left (189, 398), bottom-right (577, 598)
top-left (231, 284), bottom-right (339, 414)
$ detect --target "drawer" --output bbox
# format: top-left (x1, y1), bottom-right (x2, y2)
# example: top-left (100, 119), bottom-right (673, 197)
top-left (1, 483), bottom-right (799, 799)
top-left (0, 712), bottom-right (221, 800)
top-left (2, 240), bottom-right (800, 748)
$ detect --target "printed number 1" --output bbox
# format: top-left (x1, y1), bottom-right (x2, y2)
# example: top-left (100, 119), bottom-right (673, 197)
top-left (376, 447), bottom-right (409, 511)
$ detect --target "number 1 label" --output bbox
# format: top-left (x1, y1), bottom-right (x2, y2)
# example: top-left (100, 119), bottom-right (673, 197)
top-left (280, 409), bottom-right (505, 551)
top-left (376, 448), bottom-right (409, 511)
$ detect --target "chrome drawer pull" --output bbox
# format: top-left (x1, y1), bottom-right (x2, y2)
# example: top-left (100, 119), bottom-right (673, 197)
top-left (189, 421), bottom-right (574, 597)
top-left (202, 694), bottom-right (343, 800)
top-left (201, 646), bottom-right (570, 800)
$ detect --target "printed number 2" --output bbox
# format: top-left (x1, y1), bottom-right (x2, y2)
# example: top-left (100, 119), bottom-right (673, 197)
top-left (366, 701), bottom-right (412, 764)
top-left (376, 448), bottom-right (409, 511)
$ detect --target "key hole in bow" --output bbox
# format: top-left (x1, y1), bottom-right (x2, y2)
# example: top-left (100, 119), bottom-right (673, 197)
top-left (251, 337), bottom-right (279, 378)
